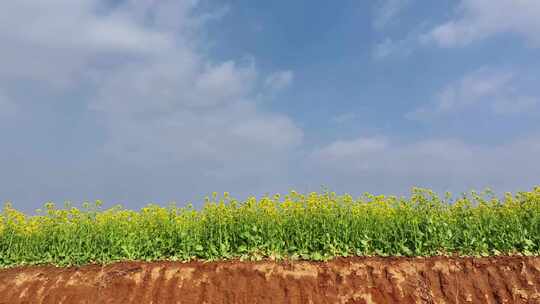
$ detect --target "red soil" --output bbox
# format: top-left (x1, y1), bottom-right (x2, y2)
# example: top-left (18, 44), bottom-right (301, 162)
top-left (1, 256), bottom-right (540, 304)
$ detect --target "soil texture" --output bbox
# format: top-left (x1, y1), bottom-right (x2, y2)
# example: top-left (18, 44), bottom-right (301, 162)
top-left (1, 256), bottom-right (540, 304)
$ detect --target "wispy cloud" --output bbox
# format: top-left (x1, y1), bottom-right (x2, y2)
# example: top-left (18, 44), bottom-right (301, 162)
top-left (372, 0), bottom-right (412, 30)
top-left (406, 67), bottom-right (538, 120)
top-left (309, 135), bottom-right (540, 195)
top-left (372, 21), bottom-right (430, 60)
top-left (264, 70), bottom-right (294, 92)
top-left (372, 36), bottom-right (416, 60)
top-left (423, 0), bottom-right (540, 47)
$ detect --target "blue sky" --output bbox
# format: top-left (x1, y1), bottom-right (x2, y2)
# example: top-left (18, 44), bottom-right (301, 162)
top-left (1, 0), bottom-right (540, 211)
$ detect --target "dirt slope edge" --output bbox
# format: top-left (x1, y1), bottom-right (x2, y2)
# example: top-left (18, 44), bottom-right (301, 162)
top-left (1, 256), bottom-right (540, 304)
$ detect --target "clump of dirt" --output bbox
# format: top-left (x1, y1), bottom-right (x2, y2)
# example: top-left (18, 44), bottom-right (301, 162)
top-left (1, 256), bottom-right (540, 304)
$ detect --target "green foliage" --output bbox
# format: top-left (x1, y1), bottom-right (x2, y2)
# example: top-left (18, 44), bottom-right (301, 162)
top-left (1, 187), bottom-right (539, 268)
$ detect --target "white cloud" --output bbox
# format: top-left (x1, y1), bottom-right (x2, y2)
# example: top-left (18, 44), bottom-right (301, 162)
top-left (3, 0), bottom-right (539, 208)
top-left (196, 61), bottom-right (256, 102)
top-left (81, 4), bottom-right (302, 171)
top-left (309, 135), bottom-right (540, 195)
top-left (371, 0), bottom-right (415, 60)
top-left (372, 38), bottom-right (397, 59)
top-left (311, 137), bottom-right (388, 167)
top-left (407, 67), bottom-right (538, 120)
top-left (264, 70), bottom-right (294, 91)
top-left (372, 0), bottom-right (411, 30)
top-left (0, 1), bottom-right (177, 89)
top-left (1, 0), bottom-right (303, 200)
top-left (425, 0), bottom-right (540, 47)
top-left (372, 36), bottom-right (416, 59)
top-left (372, 21), bottom-right (430, 60)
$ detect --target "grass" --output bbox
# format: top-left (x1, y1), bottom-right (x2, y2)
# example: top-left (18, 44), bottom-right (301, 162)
top-left (1, 187), bottom-right (539, 268)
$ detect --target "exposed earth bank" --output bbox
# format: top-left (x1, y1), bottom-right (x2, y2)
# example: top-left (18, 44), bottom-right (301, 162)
top-left (1, 256), bottom-right (540, 304)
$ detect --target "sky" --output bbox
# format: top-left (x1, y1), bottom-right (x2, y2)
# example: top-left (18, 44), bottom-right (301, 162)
top-left (1, 0), bottom-right (540, 211)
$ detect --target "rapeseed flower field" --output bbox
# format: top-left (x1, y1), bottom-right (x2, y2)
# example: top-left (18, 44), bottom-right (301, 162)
top-left (1, 187), bottom-right (539, 268)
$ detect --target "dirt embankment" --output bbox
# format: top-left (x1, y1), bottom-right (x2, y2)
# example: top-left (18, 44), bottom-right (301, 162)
top-left (1, 256), bottom-right (540, 304)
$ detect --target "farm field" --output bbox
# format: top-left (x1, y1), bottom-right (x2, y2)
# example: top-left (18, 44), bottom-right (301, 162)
top-left (1, 187), bottom-right (540, 303)
top-left (5, 0), bottom-right (540, 303)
